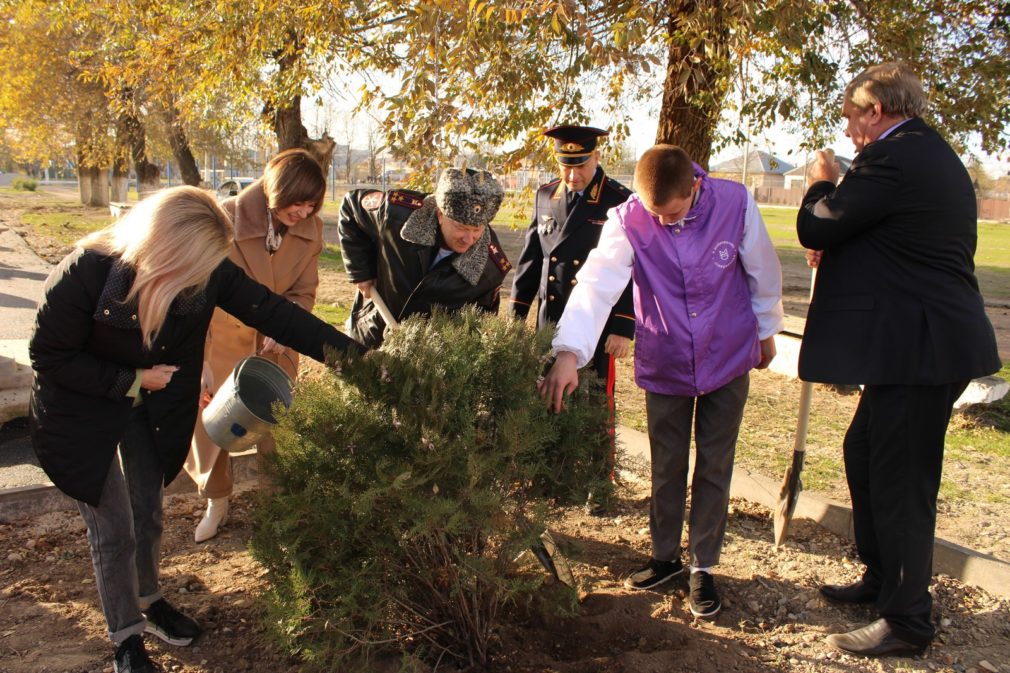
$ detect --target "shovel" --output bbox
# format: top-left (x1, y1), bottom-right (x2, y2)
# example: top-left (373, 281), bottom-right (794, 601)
top-left (773, 380), bottom-right (812, 547)
top-left (773, 267), bottom-right (817, 548)
top-left (369, 289), bottom-right (399, 330)
top-left (531, 529), bottom-right (576, 587)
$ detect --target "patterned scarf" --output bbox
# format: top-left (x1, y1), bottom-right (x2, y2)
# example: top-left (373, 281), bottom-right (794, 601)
top-left (265, 209), bottom-right (284, 253)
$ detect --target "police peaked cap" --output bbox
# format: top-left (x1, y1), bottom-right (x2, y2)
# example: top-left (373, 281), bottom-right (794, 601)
top-left (544, 125), bottom-right (609, 166)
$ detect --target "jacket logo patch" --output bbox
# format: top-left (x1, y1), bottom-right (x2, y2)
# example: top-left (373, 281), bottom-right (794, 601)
top-left (488, 242), bottom-right (512, 273)
top-left (712, 241), bottom-right (738, 269)
top-left (361, 191), bottom-right (383, 211)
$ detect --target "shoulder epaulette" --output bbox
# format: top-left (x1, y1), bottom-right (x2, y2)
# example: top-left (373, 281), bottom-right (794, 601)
top-left (488, 241), bottom-right (512, 273)
top-left (605, 177), bottom-right (631, 195)
top-left (389, 190), bottom-right (425, 210)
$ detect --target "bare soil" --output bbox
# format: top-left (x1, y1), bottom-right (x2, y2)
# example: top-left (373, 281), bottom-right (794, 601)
top-left (3, 477), bottom-right (1010, 673)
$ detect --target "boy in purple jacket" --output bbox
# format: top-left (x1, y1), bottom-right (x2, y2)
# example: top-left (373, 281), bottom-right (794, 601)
top-left (540, 145), bottom-right (783, 618)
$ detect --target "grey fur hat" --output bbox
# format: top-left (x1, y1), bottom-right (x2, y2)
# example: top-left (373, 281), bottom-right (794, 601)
top-left (434, 168), bottom-right (503, 227)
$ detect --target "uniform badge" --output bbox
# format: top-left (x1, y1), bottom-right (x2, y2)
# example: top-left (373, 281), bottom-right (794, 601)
top-left (488, 242), bottom-right (512, 273)
top-left (360, 190), bottom-right (383, 211)
top-left (539, 215), bottom-right (555, 235)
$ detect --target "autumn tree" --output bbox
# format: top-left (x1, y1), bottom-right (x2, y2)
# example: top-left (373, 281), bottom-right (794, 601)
top-left (327, 1), bottom-right (1009, 172)
top-left (0, 0), bottom-right (122, 205)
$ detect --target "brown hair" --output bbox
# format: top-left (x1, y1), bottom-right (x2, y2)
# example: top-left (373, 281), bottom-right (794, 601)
top-left (80, 186), bottom-right (233, 348)
top-left (845, 62), bottom-right (927, 118)
top-left (633, 145), bottom-right (695, 208)
top-left (262, 148), bottom-right (326, 216)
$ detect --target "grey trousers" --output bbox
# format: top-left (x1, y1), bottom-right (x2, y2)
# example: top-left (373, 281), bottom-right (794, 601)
top-left (645, 372), bottom-right (749, 568)
top-left (76, 405), bottom-right (164, 644)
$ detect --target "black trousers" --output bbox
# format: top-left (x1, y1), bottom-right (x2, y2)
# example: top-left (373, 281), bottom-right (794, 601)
top-left (843, 380), bottom-right (968, 646)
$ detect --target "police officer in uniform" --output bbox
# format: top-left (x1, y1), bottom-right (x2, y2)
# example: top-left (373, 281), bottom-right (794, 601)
top-left (510, 126), bottom-right (634, 506)
top-left (340, 168), bottom-right (512, 349)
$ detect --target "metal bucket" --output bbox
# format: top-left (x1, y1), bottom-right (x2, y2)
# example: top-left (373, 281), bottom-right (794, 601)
top-left (202, 356), bottom-right (293, 454)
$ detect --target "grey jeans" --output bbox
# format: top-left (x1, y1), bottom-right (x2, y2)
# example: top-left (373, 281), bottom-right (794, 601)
top-left (76, 404), bottom-right (164, 644)
top-left (645, 372), bottom-right (749, 568)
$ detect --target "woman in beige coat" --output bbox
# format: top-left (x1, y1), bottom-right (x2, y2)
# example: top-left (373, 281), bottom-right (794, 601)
top-left (185, 148), bottom-right (326, 541)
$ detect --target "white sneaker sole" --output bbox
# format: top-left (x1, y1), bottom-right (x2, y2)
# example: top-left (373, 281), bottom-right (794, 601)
top-left (689, 601), bottom-right (721, 619)
top-left (144, 622), bottom-right (195, 647)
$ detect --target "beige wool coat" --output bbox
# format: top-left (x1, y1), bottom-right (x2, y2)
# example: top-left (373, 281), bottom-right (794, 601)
top-left (184, 179), bottom-right (324, 498)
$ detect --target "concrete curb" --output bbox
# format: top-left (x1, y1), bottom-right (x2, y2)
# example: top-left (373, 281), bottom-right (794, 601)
top-left (616, 425), bottom-right (1010, 600)
top-left (0, 451), bottom-right (259, 523)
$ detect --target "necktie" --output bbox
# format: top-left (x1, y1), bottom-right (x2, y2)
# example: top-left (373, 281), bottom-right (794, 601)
top-left (567, 190), bottom-right (579, 210)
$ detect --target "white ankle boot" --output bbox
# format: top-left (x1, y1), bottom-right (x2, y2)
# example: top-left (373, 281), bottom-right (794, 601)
top-left (194, 497), bottom-right (229, 543)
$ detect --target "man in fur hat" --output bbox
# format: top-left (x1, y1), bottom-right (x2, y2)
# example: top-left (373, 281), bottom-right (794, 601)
top-left (339, 168), bottom-right (512, 348)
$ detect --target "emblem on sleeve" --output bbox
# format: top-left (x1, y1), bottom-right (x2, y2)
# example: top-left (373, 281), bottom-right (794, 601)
top-left (361, 190), bottom-right (383, 211)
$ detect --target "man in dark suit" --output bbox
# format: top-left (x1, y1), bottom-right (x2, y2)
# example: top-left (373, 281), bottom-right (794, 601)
top-left (797, 62), bottom-right (1001, 657)
top-left (510, 125), bottom-right (634, 508)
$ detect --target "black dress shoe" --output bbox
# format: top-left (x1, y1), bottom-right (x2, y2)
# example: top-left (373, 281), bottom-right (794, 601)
top-left (820, 579), bottom-right (879, 604)
top-left (826, 619), bottom-right (927, 658)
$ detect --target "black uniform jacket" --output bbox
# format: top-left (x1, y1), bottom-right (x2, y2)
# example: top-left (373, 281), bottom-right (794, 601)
top-left (339, 189), bottom-right (511, 348)
top-left (29, 248), bottom-right (361, 506)
top-left (509, 167), bottom-right (635, 342)
top-left (797, 117), bottom-right (1000, 385)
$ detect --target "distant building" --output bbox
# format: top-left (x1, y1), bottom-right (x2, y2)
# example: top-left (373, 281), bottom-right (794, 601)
top-left (710, 151), bottom-right (794, 189)
top-left (783, 156), bottom-right (853, 190)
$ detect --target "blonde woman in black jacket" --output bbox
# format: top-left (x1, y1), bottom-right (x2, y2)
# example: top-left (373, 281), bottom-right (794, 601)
top-left (29, 186), bottom-right (360, 673)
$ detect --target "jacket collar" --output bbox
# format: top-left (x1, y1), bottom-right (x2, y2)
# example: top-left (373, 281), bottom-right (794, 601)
top-left (400, 195), bottom-right (490, 286)
top-left (230, 178), bottom-right (320, 243)
top-left (93, 258), bottom-right (207, 329)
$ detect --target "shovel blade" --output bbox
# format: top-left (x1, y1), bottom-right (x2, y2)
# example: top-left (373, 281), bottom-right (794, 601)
top-left (773, 451), bottom-right (804, 547)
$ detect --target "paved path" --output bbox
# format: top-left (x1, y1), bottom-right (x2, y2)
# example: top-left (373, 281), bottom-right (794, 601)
top-left (0, 215), bottom-right (50, 488)
top-left (0, 225), bottom-right (50, 340)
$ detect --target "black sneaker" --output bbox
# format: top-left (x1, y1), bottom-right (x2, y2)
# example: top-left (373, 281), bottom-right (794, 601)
top-left (624, 558), bottom-right (685, 590)
top-left (114, 634), bottom-right (155, 673)
top-left (689, 571), bottom-right (721, 619)
top-left (143, 598), bottom-right (201, 646)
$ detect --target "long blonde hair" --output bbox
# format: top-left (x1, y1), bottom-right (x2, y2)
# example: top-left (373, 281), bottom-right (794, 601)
top-left (80, 186), bottom-right (234, 348)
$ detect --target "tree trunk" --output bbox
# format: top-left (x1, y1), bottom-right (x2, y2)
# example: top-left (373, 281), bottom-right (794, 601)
top-left (78, 167), bottom-right (93, 205)
top-left (111, 157), bottom-right (129, 203)
top-left (272, 97), bottom-right (336, 169)
top-left (163, 104), bottom-right (202, 186)
top-left (88, 167), bottom-right (109, 208)
top-left (654, 0), bottom-right (734, 170)
top-left (116, 100), bottom-right (161, 196)
top-left (269, 32), bottom-right (336, 170)
top-left (77, 149), bottom-right (92, 205)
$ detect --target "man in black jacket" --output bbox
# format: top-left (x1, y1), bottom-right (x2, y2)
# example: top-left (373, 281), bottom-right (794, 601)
top-left (339, 168), bottom-right (512, 348)
top-left (797, 62), bottom-right (1001, 658)
top-left (510, 126), bottom-right (634, 508)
